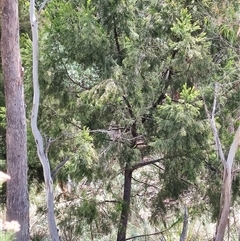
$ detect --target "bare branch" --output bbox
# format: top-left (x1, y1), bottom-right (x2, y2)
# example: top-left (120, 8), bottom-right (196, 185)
top-left (38, 0), bottom-right (50, 14)
top-left (227, 126), bottom-right (240, 170)
top-left (97, 200), bottom-right (121, 204)
top-left (45, 133), bottom-right (65, 156)
top-left (51, 157), bottom-right (70, 180)
top-left (132, 176), bottom-right (160, 190)
top-left (202, 84), bottom-right (226, 166)
top-left (132, 157), bottom-right (164, 171)
top-left (125, 217), bottom-right (182, 240)
top-left (211, 83), bottom-right (219, 118)
top-left (233, 167), bottom-right (240, 174)
top-left (125, 232), bottom-right (164, 240)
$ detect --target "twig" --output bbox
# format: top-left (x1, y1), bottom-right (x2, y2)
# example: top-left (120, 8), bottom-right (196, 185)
top-left (45, 133), bottom-right (65, 156)
top-left (125, 217), bottom-right (182, 240)
top-left (44, 104), bottom-right (82, 130)
top-left (61, 60), bottom-right (90, 90)
top-left (132, 176), bottom-right (160, 190)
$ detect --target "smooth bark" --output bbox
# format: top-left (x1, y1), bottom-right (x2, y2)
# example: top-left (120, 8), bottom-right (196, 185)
top-left (1, 0), bottom-right (29, 240)
top-left (204, 85), bottom-right (240, 241)
top-left (30, 1), bottom-right (59, 240)
top-left (215, 127), bottom-right (240, 241)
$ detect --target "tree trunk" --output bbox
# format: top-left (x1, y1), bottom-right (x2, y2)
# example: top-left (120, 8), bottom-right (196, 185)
top-left (30, 1), bottom-right (60, 240)
top-left (215, 167), bottom-right (232, 241)
top-left (180, 206), bottom-right (188, 241)
top-left (117, 166), bottom-right (132, 241)
top-left (1, 0), bottom-right (29, 240)
top-left (215, 127), bottom-right (240, 241)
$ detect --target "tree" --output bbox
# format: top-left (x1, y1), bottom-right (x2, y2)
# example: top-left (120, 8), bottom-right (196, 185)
top-left (40, 1), bottom-right (213, 240)
top-left (1, 0), bottom-right (29, 240)
top-left (20, 0), bottom-right (240, 240)
top-left (30, 0), bottom-right (60, 240)
top-left (203, 84), bottom-right (240, 241)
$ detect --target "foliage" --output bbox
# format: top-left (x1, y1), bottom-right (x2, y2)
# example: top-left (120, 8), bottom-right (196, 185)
top-left (2, 0), bottom-right (240, 239)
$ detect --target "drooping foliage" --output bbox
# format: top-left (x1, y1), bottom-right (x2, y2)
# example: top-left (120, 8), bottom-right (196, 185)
top-left (8, 0), bottom-right (240, 240)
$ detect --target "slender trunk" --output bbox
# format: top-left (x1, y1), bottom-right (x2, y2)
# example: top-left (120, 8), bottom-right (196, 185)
top-left (215, 127), bottom-right (240, 241)
top-left (1, 0), bottom-right (29, 240)
top-left (215, 167), bottom-right (232, 241)
top-left (204, 88), bottom-right (240, 241)
top-left (30, 1), bottom-right (59, 240)
top-left (179, 207), bottom-right (188, 241)
top-left (117, 167), bottom-right (132, 241)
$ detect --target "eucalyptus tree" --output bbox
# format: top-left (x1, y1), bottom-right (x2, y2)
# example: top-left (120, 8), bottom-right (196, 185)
top-left (1, 0), bottom-right (29, 240)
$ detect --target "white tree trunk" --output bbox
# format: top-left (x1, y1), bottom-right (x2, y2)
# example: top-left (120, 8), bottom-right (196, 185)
top-left (203, 84), bottom-right (240, 241)
top-left (30, 1), bottom-right (59, 240)
top-left (215, 127), bottom-right (240, 241)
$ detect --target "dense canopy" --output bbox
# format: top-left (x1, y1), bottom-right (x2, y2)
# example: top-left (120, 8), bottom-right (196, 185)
top-left (1, 0), bottom-right (240, 240)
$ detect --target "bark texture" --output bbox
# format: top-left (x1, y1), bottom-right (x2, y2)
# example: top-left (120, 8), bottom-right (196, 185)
top-left (1, 0), bottom-right (29, 240)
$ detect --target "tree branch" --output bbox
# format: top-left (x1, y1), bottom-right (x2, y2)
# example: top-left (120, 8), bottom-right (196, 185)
top-left (45, 133), bottom-right (65, 156)
top-left (132, 176), bottom-right (160, 190)
top-left (125, 216), bottom-right (182, 240)
top-left (113, 17), bottom-right (122, 64)
top-left (51, 157), bottom-right (70, 180)
top-left (152, 93), bottom-right (166, 109)
top-left (132, 157), bottom-right (164, 171)
top-left (38, 0), bottom-right (49, 14)
top-left (202, 83), bottom-right (226, 166)
top-left (125, 231), bottom-right (165, 240)
top-left (60, 59), bottom-right (90, 90)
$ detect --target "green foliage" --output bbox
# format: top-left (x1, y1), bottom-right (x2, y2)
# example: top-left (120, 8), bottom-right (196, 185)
top-left (152, 84), bottom-right (208, 154)
top-left (44, 0), bottom-right (110, 71)
top-left (18, 0), bottom-right (240, 239)
top-left (170, 8), bottom-right (208, 61)
top-left (76, 198), bottom-right (97, 224)
top-left (0, 231), bottom-right (15, 241)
